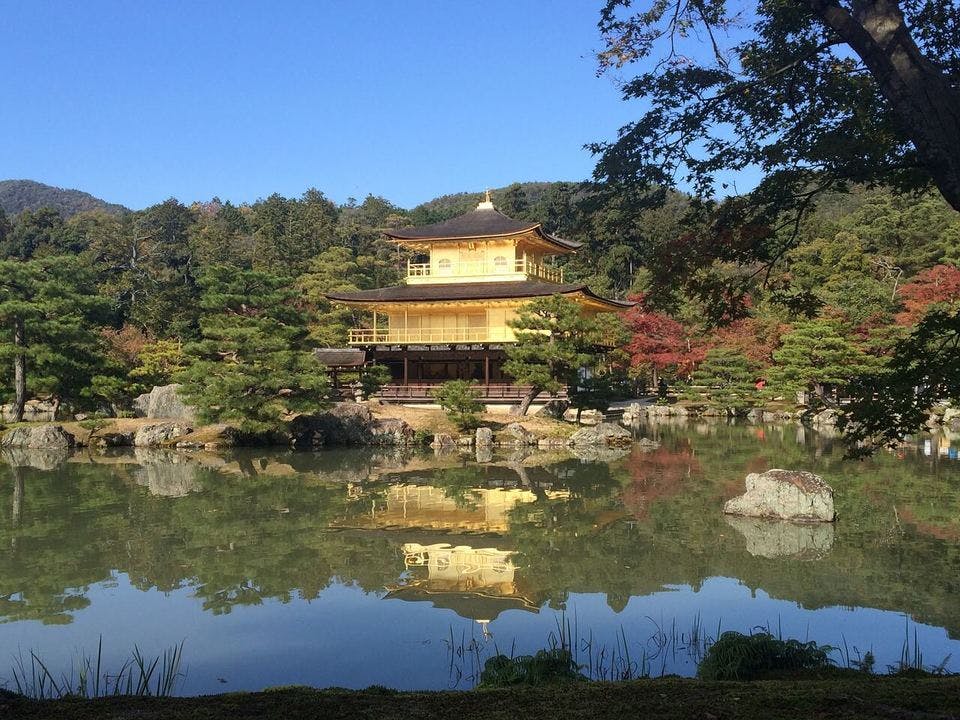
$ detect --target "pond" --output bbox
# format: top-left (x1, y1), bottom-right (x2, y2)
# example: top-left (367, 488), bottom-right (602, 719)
top-left (1, 420), bottom-right (959, 694)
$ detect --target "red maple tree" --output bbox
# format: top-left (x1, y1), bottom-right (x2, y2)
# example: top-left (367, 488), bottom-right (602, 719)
top-left (895, 265), bottom-right (960, 326)
top-left (622, 295), bottom-right (705, 384)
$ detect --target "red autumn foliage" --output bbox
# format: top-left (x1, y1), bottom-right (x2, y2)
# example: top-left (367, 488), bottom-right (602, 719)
top-left (621, 441), bottom-right (703, 520)
top-left (622, 295), bottom-right (706, 379)
top-left (895, 265), bottom-right (960, 326)
top-left (710, 315), bottom-right (785, 366)
top-left (100, 324), bottom-right (154, 366)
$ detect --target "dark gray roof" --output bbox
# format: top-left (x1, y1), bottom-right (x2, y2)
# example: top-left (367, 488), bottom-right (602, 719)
top-left (313, 348), bottom-right (367, 367)
top-left (386, 208), bottom-right (582, 250)
top-left (326, 281), bottom-right (634, 308)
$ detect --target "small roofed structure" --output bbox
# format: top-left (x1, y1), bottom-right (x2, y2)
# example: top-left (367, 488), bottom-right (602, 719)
top-left (313, 348), bottom-right (368, 398)
top-left (313, 348), bottom-right (367, 369)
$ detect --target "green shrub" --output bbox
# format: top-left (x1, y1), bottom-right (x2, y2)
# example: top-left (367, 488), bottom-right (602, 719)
top-left (359, 364), bottom-right (391, 399)
top-left (697, 632), bottom-right (834, 681)
top-left (412, 428), bottom-right (433, 446)
top-left (478, 648), bottom-right (586, 688)
top-left (433, 380), bottom-right (483, 430)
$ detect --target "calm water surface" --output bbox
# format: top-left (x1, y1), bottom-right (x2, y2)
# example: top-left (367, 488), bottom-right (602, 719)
top-left (1, 421), bottom-right (959, 693)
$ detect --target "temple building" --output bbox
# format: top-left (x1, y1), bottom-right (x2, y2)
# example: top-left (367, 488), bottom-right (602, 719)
top-left (326, 193), bottom-right (631, 404)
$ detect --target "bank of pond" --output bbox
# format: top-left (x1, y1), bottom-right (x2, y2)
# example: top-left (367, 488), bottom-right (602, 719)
top-left (0, 420), bottom-right (959, 696)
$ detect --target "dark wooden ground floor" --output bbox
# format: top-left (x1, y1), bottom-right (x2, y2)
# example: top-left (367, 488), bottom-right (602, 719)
top-left (366, 345), bottom-right (565, 404)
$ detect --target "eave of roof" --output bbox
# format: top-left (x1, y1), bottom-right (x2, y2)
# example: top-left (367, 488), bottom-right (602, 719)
top-left (313, 348), bottom-right (367, 367)
top-left (325, 281), bottom-right (634, 310)
top-left (386, 208), bottom-right (582, 250)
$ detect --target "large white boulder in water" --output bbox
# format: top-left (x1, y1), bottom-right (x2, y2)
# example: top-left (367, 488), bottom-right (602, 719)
top-left (0, 424), bottom-right (76, 449)
top-left (133, 384), bottom-right (197, 422)
top-left (568, 422), bottom-right (632, 447)
top-left (723, 469), bottom-right (835, 522)
top-left (133, 423), bottom-right (192, 447)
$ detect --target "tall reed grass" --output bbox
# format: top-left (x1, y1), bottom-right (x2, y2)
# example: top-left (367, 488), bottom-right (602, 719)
top-left (444, 614), bottom-right (954, 688)
top-left (9, 636), bottom-right (186, 699)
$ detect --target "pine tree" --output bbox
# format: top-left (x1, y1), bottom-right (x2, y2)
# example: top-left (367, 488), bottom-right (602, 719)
top-left (688, 348), bottom-right (759, 411)
top-left (503, 295), bottom-right (598, 415)
top-left (0, 255), bottom-right (111, 420)
top-left (177, 266), bottom-right (329, 433)
top-left (767, 320), bottom-right (877, 404)
top-left (296, 246), bottom-right (371, 346)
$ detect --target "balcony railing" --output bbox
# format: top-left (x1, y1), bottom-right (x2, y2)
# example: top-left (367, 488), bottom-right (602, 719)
top-left (348, 327), bottom-right (513, 345)
top-left (406, 258), bottom-right (563, 283)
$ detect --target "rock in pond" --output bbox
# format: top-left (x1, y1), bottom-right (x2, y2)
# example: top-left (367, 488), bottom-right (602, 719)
top-left (809, 408), bottom-right (839, 427)
top-left (568, 422), bottom-right (632, 447)
top-left (0, 424), bottom-right (76, 449)
top-left (133, 423), bottom-right (192, 448)
top-left (723, 469), bottom-right (835, 522)
top-left (369, 418), bottom-right (414, 446)
top-left (475, 426), bottom-right (494, 446)
top-left (289, 404), bottom-right (411, 447)
top-left (133, 384), bottom-right (197, 422)
top-left (504, 423), bottom-right (537, 446)
top-left (430, 433), bottom-right (456, 449)
top-left (93, 431), bottom-right (135, 448)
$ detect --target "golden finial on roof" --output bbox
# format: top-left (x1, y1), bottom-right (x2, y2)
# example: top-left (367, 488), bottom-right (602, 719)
top-left (477, 188), bottom-right (495, 211)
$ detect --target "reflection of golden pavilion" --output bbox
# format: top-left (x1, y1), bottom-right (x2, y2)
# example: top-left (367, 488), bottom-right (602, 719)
top-left (346, 484), bottom-right (564, 534)
top-left (386, 543), bottom-right (538, 622)
top-left (403, 542), bottom-right (516, 591)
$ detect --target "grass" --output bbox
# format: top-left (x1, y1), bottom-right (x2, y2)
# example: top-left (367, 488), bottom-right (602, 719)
top-left (3, 621), bottom-right (958, 719)
top-left (9, 638), bottom-right (185, 699)
top-left (445, 615), bottom-right (954, 688)
top-left (3, 678), bottom-right (960, 720)
top-left (697, 632), bottom-right (834, 681)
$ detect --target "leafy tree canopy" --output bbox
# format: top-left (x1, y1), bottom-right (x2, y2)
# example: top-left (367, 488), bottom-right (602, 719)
top-left (177, 266), bottom-right (329, 433)
top-left (767, 319), bottom-right (878, 401)
top-left (593, 0), bottom-right (960, 287)
top-left (503, 296), bottom-right (602, 415)
top-left (688, 348), bottom-right (760, 410)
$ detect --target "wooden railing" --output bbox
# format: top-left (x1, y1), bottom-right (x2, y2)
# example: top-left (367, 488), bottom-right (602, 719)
top-left (378, 382), bottom-right (568, 402)
top-left (406, 258), bottom-right (563, 283)
top-left (348, 326), bottom-right (513, 345)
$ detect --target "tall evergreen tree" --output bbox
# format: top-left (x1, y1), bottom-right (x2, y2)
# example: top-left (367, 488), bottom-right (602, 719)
top-left (0, 256), bottom-right (110, 420)
top-left (503, 295), bottom-right (599, 415)
top-left (296, 247), bottom-right (371, 346)
top-left (177, 266), bottom-right (329, 433)
top-left (767, 320), bottom-right (876, 404)
top-left (688, 348), bottom-right (759, 411)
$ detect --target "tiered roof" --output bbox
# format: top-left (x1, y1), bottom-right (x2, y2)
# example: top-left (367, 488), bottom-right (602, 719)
top-left (385, 206), bottom-right (581, 251)
top-left (327, 281), bottom-right (633, 309)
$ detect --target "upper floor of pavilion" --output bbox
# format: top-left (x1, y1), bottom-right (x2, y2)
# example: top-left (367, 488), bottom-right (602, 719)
top-left (386, 193), bottom-right (579, 285)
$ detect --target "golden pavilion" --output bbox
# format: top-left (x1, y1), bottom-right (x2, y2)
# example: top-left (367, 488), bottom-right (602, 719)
top-left (326, 193), bottom-right (631, 404)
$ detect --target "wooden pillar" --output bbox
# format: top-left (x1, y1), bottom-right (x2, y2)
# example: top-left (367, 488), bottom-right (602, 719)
top-left (403, 356), bottom-right (408, 386)
top-left (484, 354), bottom-right (490, 385)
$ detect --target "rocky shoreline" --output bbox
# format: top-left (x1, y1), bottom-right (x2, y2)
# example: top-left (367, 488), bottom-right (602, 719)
top-left (3, 384), bottom-right (957, 452)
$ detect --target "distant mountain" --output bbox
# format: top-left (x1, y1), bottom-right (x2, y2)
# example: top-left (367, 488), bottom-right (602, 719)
top-left (0, 180), bottom-right (128, 218)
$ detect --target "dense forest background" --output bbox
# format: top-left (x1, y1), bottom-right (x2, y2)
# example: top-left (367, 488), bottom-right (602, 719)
top-left (0, 178), bottom-right (959, 412)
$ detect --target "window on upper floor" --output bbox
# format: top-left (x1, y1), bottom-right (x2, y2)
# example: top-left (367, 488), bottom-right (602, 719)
top-left (493, 255), bottom-right (508, 271)
top-left (437, 258), bottom-right (452, 274)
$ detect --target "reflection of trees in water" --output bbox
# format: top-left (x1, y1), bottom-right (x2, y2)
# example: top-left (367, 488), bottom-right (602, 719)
top-left (621, 441), bottom-right (703, 519)
top-left (0, 433), bottom-right (959, 637)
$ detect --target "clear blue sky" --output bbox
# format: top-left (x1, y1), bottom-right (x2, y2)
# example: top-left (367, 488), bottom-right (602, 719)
top-left (0, 1), bottom-right (644, 210)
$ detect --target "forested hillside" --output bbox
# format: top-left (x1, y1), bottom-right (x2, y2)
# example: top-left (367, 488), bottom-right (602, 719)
top-left (0, 179), bottom-right (958, 423)
top-left (0, 180), bottom-right (128, 218)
